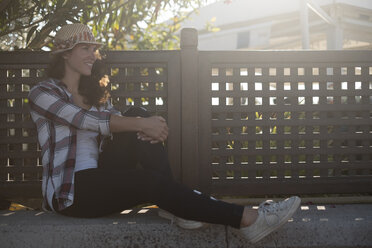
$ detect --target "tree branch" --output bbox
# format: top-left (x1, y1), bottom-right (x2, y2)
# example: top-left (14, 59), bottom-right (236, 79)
top-left (0, 15), bottom-right (49, 38)
top-left (0, 0), bottom-right (12, 13)
top-left (1, 7), bottom-right (37, 28)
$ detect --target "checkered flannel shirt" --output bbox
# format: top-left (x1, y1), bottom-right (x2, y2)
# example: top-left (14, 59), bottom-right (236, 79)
top-left (28, 78), bottom-right (121, 211)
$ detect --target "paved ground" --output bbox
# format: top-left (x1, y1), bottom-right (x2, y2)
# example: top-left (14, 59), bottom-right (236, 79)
top-left (1, 204), bottom-right (371, 248)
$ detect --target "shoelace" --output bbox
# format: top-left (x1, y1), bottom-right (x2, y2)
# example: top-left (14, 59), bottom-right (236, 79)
top-left (258, 200), bottom-right (287, 226)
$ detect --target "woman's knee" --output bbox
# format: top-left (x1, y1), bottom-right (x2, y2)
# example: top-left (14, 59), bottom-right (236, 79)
top-left (122, 106), bottom-right (150, 118)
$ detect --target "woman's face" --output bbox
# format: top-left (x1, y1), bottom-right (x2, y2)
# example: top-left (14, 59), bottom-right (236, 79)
top-left (63, 43), bottom-right (98, 77)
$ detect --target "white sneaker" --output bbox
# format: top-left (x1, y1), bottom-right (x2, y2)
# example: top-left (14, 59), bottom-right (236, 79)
top-left (158, 209), bottom-right (205, 229)
top-left (241, 196), bottom-right (301, 243)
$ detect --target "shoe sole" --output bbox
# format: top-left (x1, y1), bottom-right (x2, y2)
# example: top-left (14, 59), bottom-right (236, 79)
top-left (158, 210), bottom-right (204, 230)
top-left (250, 196), bottom-right (301, 243)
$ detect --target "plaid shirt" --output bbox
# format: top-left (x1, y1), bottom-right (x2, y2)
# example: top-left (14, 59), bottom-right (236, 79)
top-left (28, 78), bottom-right (121, 211)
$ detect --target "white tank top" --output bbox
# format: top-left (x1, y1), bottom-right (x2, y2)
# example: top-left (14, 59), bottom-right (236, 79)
top-left (75, 106), bottom-right (99, 172)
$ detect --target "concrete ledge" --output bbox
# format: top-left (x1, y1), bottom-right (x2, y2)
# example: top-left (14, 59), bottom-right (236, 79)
top-left (1, 204), bottom-right (371, 248)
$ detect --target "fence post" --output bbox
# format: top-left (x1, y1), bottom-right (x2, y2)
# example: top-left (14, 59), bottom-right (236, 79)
top-left (180, 28), bottom-right (200, 189)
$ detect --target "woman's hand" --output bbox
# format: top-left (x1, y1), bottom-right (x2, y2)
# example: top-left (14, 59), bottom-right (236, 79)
top-left (137, 132), bottom-right (160, 144)
top-left (109, 114), bottom-right (168, 143)
top-left (138, 116), bottom-right (168, 143)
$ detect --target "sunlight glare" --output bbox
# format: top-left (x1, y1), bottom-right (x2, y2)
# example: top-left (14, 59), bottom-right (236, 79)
top-left (120, 209), bottom-right (132, 214)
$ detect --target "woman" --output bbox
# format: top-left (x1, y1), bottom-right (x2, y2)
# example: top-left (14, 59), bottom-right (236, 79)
top-left (28, 23), bottom-right (300, 243)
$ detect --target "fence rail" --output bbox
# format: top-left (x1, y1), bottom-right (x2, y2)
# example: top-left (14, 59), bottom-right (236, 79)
top-left (1, 28), bottom-right (371, 200)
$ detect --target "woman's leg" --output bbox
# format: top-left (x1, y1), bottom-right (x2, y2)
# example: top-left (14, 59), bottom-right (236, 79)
top-left (58, 168), bottom-right (244, 229)
top-left (60, 106), bottom-right (251, 229)
top-left (98, 106), bottom-right (173, 179)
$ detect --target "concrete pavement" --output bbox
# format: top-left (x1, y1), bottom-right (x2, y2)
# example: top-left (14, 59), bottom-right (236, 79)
top-left (1, 204), bottom-right (371, 248)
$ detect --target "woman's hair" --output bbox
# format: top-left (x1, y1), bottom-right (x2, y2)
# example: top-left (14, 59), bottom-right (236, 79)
top-left (79, 59), bottom-right (111, 107)
top-left (47, 54), bottom-right (65, 79)
top-left (47, 52), bottom-right (110, 108)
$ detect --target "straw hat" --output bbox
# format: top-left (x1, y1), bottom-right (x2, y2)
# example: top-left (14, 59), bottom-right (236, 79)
top-left (51, 23), bottom-right (102, 54)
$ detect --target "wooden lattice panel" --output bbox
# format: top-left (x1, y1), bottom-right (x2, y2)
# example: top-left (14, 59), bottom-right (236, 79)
top-left (0, 67), bottom-right (46, 184)
top-left (0, 51), bottom-right (178, 199)
top-left (108, 65), bottom-right (168, 117)
top-left (207, 63), bottom-right (372, 185)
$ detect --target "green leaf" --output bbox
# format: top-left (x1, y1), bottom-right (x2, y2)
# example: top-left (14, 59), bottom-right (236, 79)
top-left (26, 25), bottom-right (38, 45)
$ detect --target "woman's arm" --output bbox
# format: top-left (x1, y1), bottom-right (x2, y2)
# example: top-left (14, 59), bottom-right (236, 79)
top-left (28, 82), bottom-right (111, 135)
top-left (29, 81), bottom-right (168, 142)
top-left (110, 114), bottom-right (169, 142)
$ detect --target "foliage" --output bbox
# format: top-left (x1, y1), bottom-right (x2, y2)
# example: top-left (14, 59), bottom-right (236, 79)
top-left (0, 0), bottom-right (207, 51)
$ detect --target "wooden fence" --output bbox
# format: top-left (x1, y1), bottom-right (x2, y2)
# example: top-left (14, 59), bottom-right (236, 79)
top-left (1, 28), bottom-right (371, 199)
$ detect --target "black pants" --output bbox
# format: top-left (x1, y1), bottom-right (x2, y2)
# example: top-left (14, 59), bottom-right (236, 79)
top-left (57, 107), bottom-right (244, 228)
